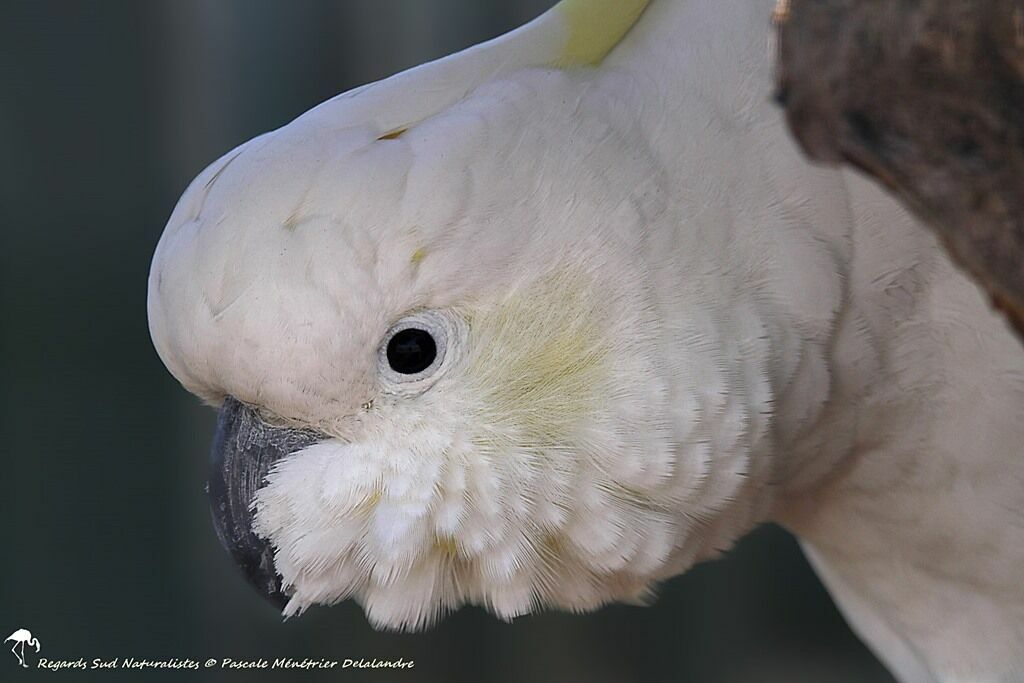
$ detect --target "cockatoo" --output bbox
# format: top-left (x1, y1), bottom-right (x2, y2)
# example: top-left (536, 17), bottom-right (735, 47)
top-left (147, 0), bottom-right (1024, 680)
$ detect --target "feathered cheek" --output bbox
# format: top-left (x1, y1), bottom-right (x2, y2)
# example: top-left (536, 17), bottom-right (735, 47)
top-left (250, 432), bottom-right (457, 615)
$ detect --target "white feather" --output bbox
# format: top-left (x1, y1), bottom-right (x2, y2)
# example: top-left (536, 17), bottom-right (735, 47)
top-left (149, 0), bottom-right (1024, 678)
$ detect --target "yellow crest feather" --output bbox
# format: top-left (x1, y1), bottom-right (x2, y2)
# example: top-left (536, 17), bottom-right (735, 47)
top-left (553, 0), bottom-right (650, 66)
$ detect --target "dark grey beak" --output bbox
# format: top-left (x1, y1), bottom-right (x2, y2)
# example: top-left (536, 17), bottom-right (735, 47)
top-left (208, 396), bottom-right (322, 609)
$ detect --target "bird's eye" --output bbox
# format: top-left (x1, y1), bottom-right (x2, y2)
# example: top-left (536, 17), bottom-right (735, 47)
top-left (386, 327), bottom-right (437, 374)
top-left (377, 310), bottom-right (463, 392)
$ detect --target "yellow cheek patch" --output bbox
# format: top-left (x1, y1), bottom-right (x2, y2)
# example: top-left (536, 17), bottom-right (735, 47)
top-left (465, 270), bottom-right (610, 451)
top-left (410, 247), bottom-right (428, 265)
top-left (553, 0), bottom-right (650, 66)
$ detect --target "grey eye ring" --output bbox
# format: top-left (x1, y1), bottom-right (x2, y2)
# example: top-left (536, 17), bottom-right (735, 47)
top-left (377, 309), bottom-right (463, 393)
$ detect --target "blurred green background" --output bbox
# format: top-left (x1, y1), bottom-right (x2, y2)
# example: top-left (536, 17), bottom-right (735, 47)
top-left (1, 1), bottom-right (894, 681)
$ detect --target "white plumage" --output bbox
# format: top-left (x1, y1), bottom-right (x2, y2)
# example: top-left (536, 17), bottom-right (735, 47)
top-left (148, 1), bottom-right (1024, 680)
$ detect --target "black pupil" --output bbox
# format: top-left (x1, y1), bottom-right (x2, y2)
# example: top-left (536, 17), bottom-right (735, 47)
top-left (386, 328), bottom-right (437, 375)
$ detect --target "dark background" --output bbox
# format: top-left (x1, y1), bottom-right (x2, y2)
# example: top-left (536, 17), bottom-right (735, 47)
top-left (1, 1), bottom-right (894, 681)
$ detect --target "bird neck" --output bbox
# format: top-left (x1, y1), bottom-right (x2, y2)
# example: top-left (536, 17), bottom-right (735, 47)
top-left (606, 0), bottom-right (779, 126)
top-left (607, 0), bottom-right (851, 498)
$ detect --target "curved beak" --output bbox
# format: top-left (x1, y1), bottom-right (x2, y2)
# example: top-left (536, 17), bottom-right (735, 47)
top-left (207, 396), bottom-right (322, 609)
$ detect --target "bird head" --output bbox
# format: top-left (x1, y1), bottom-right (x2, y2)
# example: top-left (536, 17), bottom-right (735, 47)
top-left (149, 2), bottom-right (768, 631)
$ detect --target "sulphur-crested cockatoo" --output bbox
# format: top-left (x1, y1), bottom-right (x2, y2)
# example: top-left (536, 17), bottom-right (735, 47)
top-left (147, 0), bottom-right (1024, 680)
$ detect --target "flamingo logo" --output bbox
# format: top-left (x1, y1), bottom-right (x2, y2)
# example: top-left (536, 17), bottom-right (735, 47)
top-left (5, 629), bottom-right (40, 668)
